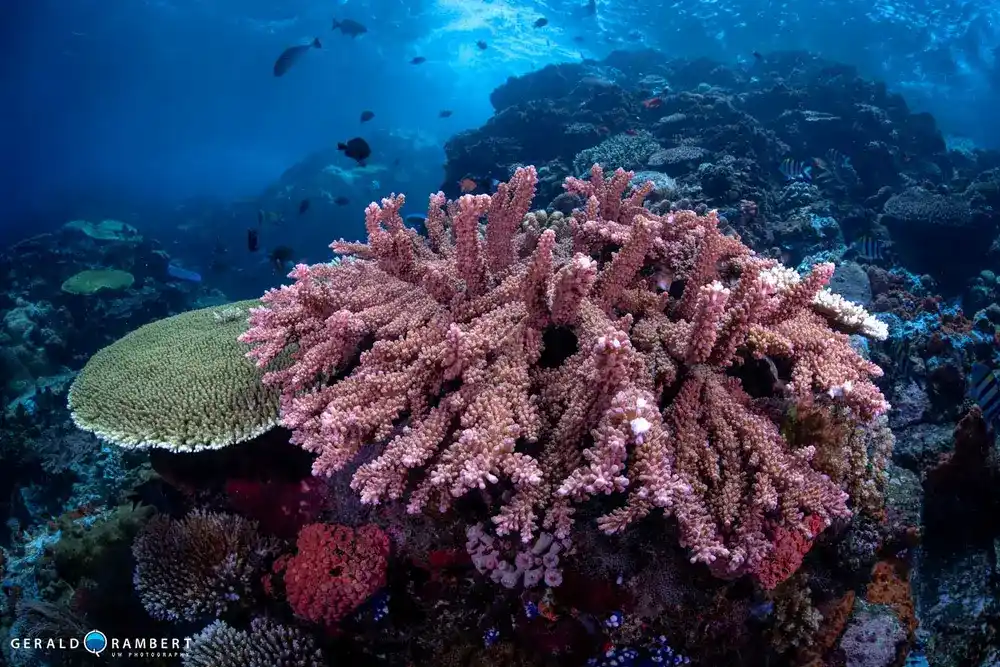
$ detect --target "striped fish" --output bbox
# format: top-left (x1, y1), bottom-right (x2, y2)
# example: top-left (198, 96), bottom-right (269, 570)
top-left (969, 363), bottom-right (1000, 425)
top-left (825, 148), bottom-right (852, 169)
top-left (779, 158), bottom-right (813, 181)
top-left (855, 235), bottom-right (888, 261)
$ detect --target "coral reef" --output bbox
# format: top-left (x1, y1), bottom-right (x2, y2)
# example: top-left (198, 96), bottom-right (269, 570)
top-left (131, 510), bottom-right (275, 622)
top-left (241, 164), bottom-right (889, 586)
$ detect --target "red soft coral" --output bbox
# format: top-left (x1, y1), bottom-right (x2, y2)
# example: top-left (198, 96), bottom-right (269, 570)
top-left (275, 523), bottom-right (389, 629)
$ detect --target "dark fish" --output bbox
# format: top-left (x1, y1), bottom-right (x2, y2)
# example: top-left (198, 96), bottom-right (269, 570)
top-left (247, 228), bottom-right (259, 252)
top-left (332, 18), bottom-right (368, 37)
top-left (583, 0), bottom-right (597, 16)
top-left (405, 213), bottom-right (428, 235)
top-left (439, 109), bottom-right (453, 118)
top-left (779, 158), bottom-right (812, 181)
top-left (273, 38), bottom-right (321, 77)
top-left (334, 196), bottom-right (350, 206)
top-left (855, 235), bottom-right (887, 261)
top-left (269, 245), bottom-right (295, 272)
top-left (969, 363), bottom-right (1000, 425)
top-left (534, 17), bottom-right (549, 27)
top-left (410, 56), bottom-right (426, 64)
top-left (298, 198), bottom-right (310, 215)
top-left (573, 36), bottom-right (586, 43)
top-left (392, 157), bottom-right (401, 167)
top-left (337, 137), bottom-right (371, 165)
top-left (752, 51), bottom-right (763, 61)
top-left (360, 110), bottom-right (375, 122)
top-left (476, 40), bottom-right (488, 50)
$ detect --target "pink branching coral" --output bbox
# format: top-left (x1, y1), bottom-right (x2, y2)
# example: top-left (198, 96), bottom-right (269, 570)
top-left (241, 164), bottom-right (888, 583)
top-left (274, 523), bottom-right (389, 628)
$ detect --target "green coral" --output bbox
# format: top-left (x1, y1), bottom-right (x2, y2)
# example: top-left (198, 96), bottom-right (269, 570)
top-left (61, 269), bottom-right (135, 295)
top-left (68, 300), bottom-right (287, 451)
top-left (48, 503), bottom-right (155, 586)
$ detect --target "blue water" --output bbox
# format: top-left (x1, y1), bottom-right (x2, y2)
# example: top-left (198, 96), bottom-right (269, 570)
top-left (3, 0), bottom-right (999, 249)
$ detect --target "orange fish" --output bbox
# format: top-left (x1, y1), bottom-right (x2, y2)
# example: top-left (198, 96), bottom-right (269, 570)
top-left (459, 178), bottom-right (477, 193)
top-left (642, 96), bottom-right (663, 108)
top-left (538, 600), bottom-right (559, 621)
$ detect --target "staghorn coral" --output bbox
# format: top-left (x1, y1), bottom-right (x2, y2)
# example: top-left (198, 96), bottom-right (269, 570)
top-left (182, 617), bottom-right (325, 667)
top-left (132, 510), bottom-right (275, 622)
top-left (241, 164), bottom-right (888, 583)
top-left (69, 300), bottom-right (287, 451)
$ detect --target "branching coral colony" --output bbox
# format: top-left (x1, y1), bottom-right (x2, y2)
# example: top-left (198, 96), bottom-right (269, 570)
top-left (240, 164), bottom-right (890, 587)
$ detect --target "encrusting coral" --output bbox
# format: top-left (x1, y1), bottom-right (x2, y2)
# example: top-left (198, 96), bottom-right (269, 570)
top-left (234, 164), bottom-right (888, 585)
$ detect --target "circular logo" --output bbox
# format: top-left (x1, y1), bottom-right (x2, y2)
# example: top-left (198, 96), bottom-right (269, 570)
top-left (83, 630), bottom-right (107, 656)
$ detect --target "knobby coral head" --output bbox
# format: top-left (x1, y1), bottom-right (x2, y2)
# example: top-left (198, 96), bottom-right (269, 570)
top-left (238, 164), bottom-right (890, 583)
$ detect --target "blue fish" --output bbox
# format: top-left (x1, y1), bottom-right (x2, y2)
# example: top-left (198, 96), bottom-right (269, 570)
top-left (969, 363), bottom-right (1000, 425)
top-left (166, 264), bottom-right (202, 283)
top-left (779, 158), bottom-right (812, 181)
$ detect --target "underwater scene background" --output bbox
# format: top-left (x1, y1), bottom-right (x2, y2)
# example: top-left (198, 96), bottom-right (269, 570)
top-left (2, 0), bottom-right (1000, 665)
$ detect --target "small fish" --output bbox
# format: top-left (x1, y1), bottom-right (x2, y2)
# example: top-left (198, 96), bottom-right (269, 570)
top-left (855, 235), bottom-right (887, 261)
top-left (534, 17), bottom-right (549, 28)
top-left (371, 179), bottom-right (380, 189)
top-left (439, 109), bottom-right (453, 118)
top-left (247, 228), bottom-right (259, 252)
top-left (825, 148), bottom-right (852, 169)
top-left (334, 196), bottom-right (350, 206)
top-left (583, 0), bottom-right (597, 16)
top-left (273, 38), bottom-right (321, 77)
top-left (269, 245), bottom-right (295, 272)
top-left (332, 18), bottom-right (368, 37)
top-left (257, 210), bottom-right (283, 226)
top-left (969, 363), bottom-right (1000, 425)
top-left (459, 178), bottom-right (477, 193)
top-left (410, 56), bottom-right (426, 64)
top-left (752, 51), bottom-right (763, 61)
top-left (298, 198), bottom-right (310, 215)
top-left (360, 110), bottom-right (375, 122)
top-left (573, 35), bottom-right (586, 43)
top-left (405, 213), bottom-right (428, 235)
top-left (337, 137), bottom-right (371, 165)
top-left (642, 97), bottom-right (663, 108)
top-left (476, 40), bottom-right (488, 50)
top-left (779, 158), bottom-right (813, 181)
top-left (167, 264), bottom-right (202, 283)
top-left (625, 128), bottom-right (637, 136)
